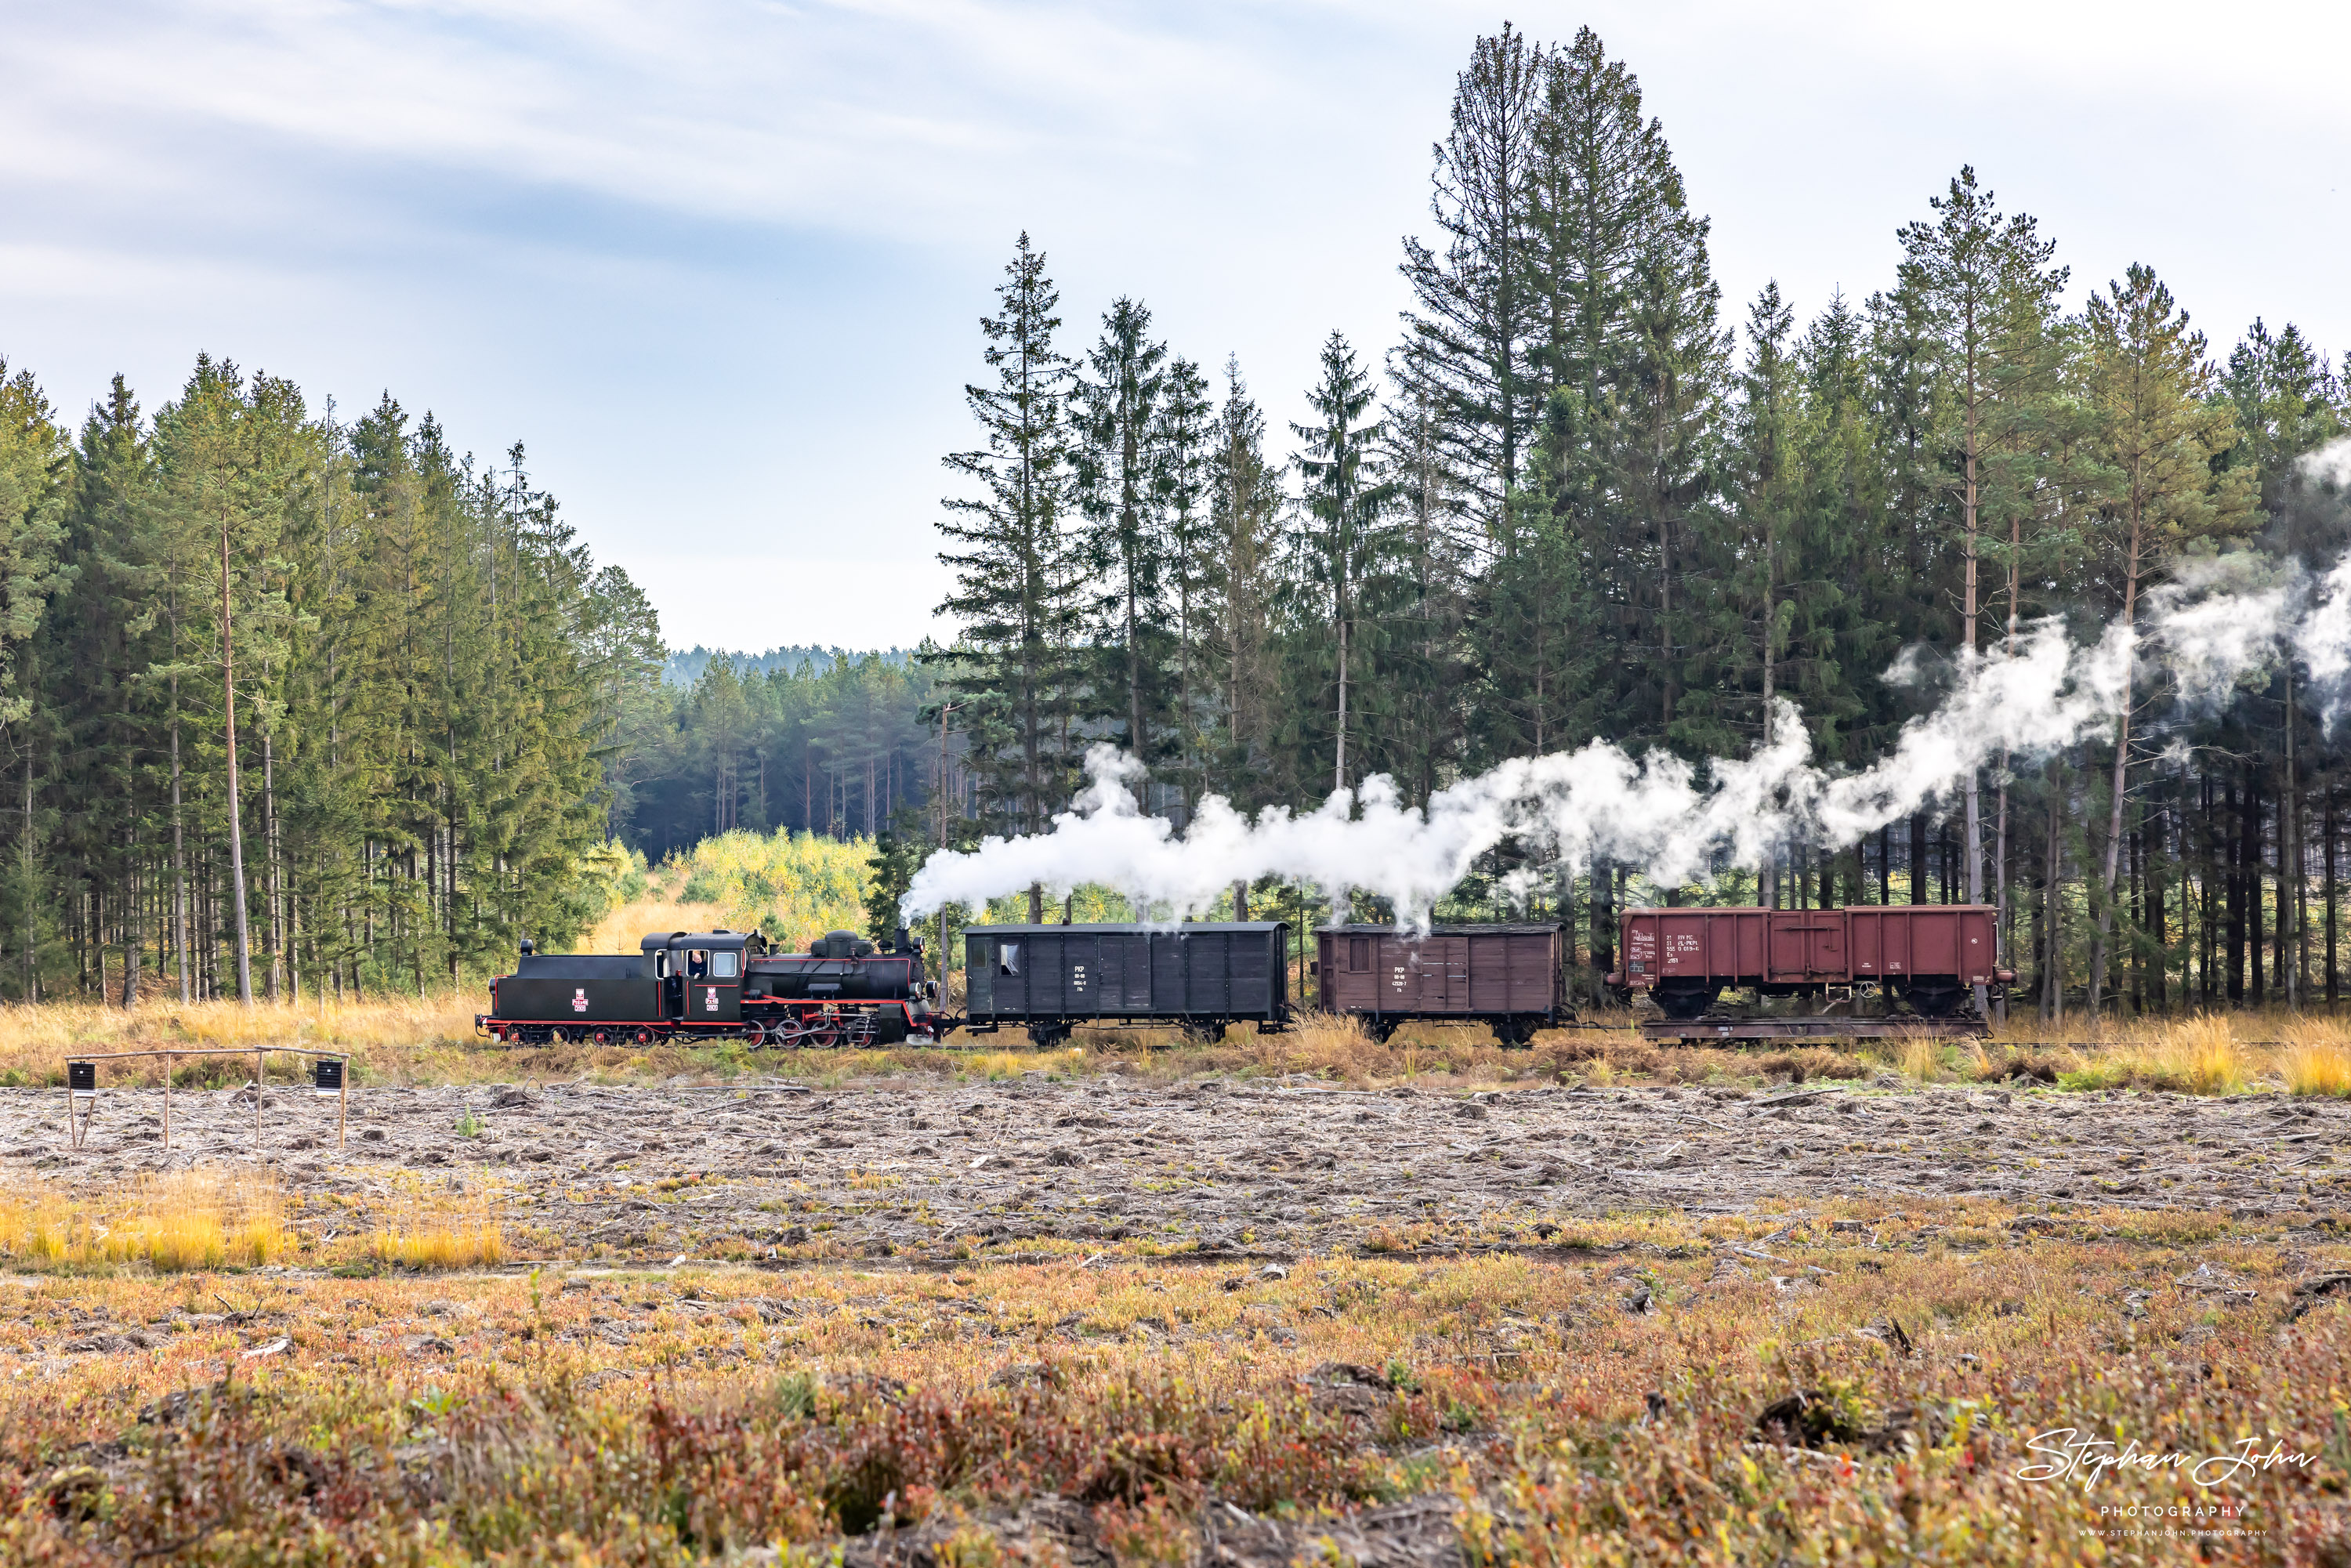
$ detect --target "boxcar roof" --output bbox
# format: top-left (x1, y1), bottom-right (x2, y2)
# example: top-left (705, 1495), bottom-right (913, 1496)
top-left (967, 922), bottom-right (1287, 934)
top-left (1318, 923), bottom-right (1563, 935)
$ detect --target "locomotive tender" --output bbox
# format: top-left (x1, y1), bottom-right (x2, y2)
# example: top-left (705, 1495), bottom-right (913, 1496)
top-left (478, 927), bottom-right (942, 1047)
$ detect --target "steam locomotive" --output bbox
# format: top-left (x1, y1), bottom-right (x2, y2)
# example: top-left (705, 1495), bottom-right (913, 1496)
top-left (476, 927), bottom-right (944, 1048)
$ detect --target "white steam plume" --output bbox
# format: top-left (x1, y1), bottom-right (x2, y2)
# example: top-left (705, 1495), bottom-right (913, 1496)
top-left (905, 528), bottom-right (2351, 929)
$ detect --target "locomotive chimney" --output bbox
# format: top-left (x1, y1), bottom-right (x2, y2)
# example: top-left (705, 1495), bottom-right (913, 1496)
top-left (893, 926), bottom-right (910, 954)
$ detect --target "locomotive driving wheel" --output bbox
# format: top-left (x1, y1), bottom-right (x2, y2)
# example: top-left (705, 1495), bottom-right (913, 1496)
top-left (741, 1021), bottom-right (767, 1049)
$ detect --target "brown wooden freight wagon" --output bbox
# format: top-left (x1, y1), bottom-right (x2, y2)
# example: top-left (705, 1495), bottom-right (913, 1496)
top-left (1314, 924), bottom-right (1568, 1045)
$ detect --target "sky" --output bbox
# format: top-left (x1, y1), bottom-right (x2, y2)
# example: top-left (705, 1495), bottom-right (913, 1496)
top-left (4, 0), bottom-right (2346, 654)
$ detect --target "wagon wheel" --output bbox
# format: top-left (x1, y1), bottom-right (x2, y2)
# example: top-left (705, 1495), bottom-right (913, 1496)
top-left (1652, 983), bottom-right (1715, 1020)
top-left (634, 1028), bottom-right (655, 1046)
top-left (591, 1028), bottom-right (614, 1047)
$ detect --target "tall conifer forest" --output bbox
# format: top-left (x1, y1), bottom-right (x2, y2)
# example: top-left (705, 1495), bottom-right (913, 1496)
top-left (4, 24), bottom-right (2348, 1017)
top-left (924, 25), bottom-right (2349, 1019)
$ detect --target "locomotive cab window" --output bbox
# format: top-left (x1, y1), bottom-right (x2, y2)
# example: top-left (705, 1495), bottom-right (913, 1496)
top-left (688, 950), bottom-right (708, 978)
top-left (998, 942), bottom-right (1020, 976)
top-left (1349, 938), bottom-right (1370, 972)
top-left (711, 951), bottom-right (738, 979)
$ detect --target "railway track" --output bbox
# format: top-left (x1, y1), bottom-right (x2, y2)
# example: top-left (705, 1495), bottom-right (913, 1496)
top-left (1638, 1015), bottom-right (1989, 1046)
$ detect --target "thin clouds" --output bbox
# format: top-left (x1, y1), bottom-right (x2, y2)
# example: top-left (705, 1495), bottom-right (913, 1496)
top-left (2, 1), bottom-right (2346, 650)
top-left (2, 2), bottom-right (1308, 240)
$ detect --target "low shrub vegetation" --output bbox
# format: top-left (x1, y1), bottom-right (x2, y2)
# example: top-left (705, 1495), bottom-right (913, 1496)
top-left (0, 1201), bottom-right (2339, 1562)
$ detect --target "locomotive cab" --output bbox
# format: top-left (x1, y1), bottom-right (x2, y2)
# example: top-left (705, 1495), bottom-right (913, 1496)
top-left (641, 929), bottom-right (765, 1026)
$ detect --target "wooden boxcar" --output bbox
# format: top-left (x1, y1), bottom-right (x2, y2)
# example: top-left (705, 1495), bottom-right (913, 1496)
top-left (1610, 905), bottom-right (2008, 1019)
top-left (963, 922), bottom-right (1290, 1048)
top-left (1314, 924), bottom-right (1567, 1045)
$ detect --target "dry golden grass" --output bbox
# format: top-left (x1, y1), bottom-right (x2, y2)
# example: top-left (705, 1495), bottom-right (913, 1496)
top-left (364, 1170), bottom-right (510, 1269)
top-left (0, 1168), bottom-right (288, 1271)
top-left (0, 1164), bottom-right (510, 1274)
top-left (2280, 1033), bottom-right (2351, 1097)
top-left (0, 993), bottom-right (480, 1090)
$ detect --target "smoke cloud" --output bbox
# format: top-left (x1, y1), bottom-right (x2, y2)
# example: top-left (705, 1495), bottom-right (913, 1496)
top-left (906, 512), bottom-right (2351, 928)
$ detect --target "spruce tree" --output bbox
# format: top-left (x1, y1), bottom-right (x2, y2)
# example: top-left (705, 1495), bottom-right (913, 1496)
top-left (0, 358), bottom-right (68, 998)
top-left (1205, 359), bottom-right (1283, 809)
top-left (1156, 354), bottom-right (1215, 814)
top-left (1288, 332), bottom-right (1396, 793)
top-left (1074, 297), bottom-right (1172, 777)
top-left (49, 375), bottom-right (162, 1005)
top-left (1396, 23), bottom-right (1546, 538)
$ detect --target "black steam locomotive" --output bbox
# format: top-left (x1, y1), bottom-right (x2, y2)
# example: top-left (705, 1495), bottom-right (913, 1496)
top-left (477, 928), bottom-right (943, 1048)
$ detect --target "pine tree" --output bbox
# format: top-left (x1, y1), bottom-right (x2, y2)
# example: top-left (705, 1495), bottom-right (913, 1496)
top-left (935, 234), bottom-right (1081, 857)
top-left (2080, 265), bottom-right (2256, 1012)
top-left (1895, 167), bottom-right (2068, 908)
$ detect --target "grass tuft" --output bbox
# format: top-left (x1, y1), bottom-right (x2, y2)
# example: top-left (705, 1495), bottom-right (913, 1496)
top-left (0, 1168), bottom-right (288, 1270)
top-left (2280, 1035), bottom-right (2351, 1097)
